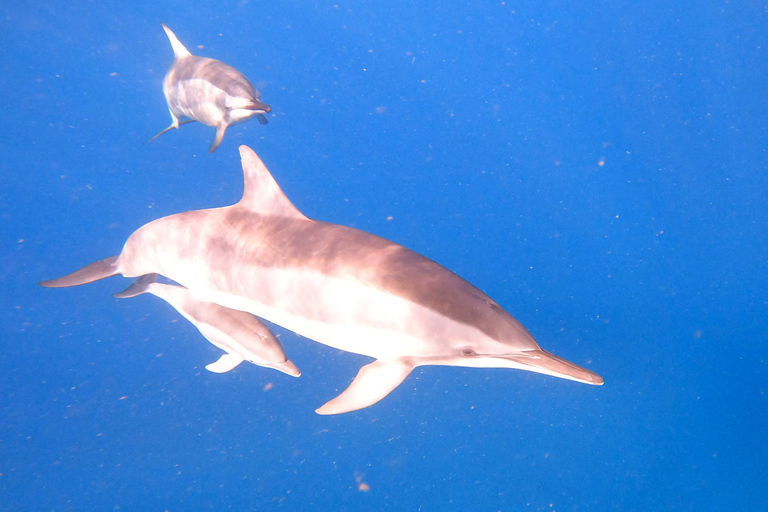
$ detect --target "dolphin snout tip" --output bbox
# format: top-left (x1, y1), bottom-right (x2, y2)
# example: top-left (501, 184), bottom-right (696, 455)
top-left (274, 359), bottom-right (301, 377)
top-left (247, 101), bottom-right (270, 113)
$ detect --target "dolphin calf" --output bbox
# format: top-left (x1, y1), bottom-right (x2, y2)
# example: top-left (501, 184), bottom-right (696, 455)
top-left (151, 24), bottom-right (271, 153)
top-left (40, 145), bottom-right (603, 414)
top-left (114, 274), bottom-right (300, 377)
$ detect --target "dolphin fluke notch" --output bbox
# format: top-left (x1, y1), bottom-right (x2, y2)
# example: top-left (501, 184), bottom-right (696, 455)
top-left (39, 256), bottom-right (119, 288)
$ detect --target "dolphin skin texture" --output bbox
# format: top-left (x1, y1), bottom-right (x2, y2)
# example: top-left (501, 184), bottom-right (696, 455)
top-left (150, 24), bottom-right (271, 153)
top-left (114, 274), bottom-right (300, 377)
top-left (41, 145), bottom-right (603, 415)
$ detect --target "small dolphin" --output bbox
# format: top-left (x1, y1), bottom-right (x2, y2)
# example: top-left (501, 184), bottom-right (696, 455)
top-left (150, 24), bottom-right (271, 153)
top-left (114, 274), bottom-right (300, 377)
top-left (40, 146), bottom-right (603, 415)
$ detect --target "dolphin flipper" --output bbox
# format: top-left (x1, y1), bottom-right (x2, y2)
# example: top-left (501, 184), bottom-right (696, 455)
top-left (209, 124), bottom-right (228, 153)
top-left (39, 256), bottom-right (120, 288)
top-left (256, 114), bottom-right (268, 125)
top-left (315, 359), bottom-right (415, 415)
top-left (113, 274), bottom-right (160, 298)
top-left (149, 118), bottom-right (196, 143)
top-left (206, 352), bottom-right (245, 373)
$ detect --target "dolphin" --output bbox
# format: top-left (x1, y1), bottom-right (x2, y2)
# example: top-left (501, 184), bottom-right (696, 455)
top-left (150, 24), bottom-right (271, 153)
top-left (40, 145), bottom-right (603, 415)
top-left (114, 274), bottom-right (300, 377)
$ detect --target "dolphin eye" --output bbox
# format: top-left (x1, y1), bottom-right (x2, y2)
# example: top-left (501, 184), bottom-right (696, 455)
top-left (461, 348), bottom-right (477, 357)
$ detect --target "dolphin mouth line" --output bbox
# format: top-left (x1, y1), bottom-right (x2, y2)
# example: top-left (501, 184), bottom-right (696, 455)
top-left (247, 102), bottom-right (271, 113)
top-left (472, 351), bottom-right (540, 360)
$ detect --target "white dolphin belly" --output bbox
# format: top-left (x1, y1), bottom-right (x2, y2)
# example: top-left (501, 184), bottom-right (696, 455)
top-left (180, 267), bottom-right (488, 361)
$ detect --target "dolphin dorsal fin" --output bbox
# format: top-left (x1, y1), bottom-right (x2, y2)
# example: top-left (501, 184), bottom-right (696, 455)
top-left (236, 145), bottom-right (307, 220)
top-left (161, 24), bottom-right (192, 59)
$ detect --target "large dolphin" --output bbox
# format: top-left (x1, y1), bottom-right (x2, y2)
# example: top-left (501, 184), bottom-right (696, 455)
top-left (150, 24), bottom-right (271, 153)
top-left (114, 274), bottom-right (300, 377)
top-left (40, 146), bottom-right (603, 415)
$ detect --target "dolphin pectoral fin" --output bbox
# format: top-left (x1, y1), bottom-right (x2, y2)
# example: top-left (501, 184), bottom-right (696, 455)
top-left (256, 113), bottom-right (268, 125)
top-left (205, 352), bottom-right (245, 373)
top-left (148, 124), bottom-right (175, 143)
top-left (113, 273), bottom-right (160, 299)
top-left (315, 359), bottom-right (415, 415)
top-left (149, 113), bottom-right (195, 143)
top-left (39, 256), bottom-right (119, 288)
top-left (209, 125), bottom-right (228, 153)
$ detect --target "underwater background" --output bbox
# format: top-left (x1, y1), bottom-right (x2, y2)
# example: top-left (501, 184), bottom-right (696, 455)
top-left (1, 1), bottom-right (766, 510)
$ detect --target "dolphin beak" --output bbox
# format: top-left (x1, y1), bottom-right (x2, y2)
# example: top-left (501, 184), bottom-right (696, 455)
top-left (248, 100), bottom-right (271, 113)
top-left (505, 349), bottom-right (604, 385)
top-left (267, 359), bottom-right (301, 377)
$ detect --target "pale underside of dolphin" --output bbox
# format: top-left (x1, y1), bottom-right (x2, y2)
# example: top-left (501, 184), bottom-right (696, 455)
top-left (150, 24), bottom-right (271, 153)
top-left (40, 145), bottom-right (603, 414)
top-left (114, 274), bottom-right (300, 377)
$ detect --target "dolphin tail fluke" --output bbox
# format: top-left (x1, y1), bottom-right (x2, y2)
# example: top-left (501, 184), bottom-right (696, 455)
top-left (161, 23), bottom-right (192, 59)
top-left (206, 352), bottom-right (245, 373)
top-left (315, 359), bottom-right (415, 415)
top-left (511, 349), bottom-right (604, 386)
top-left (209, 125), bottom-right (228, 153)
top-left (113, 273), bottom-right (160, 299)
top-left (39, 256), bottom-right (120, 288)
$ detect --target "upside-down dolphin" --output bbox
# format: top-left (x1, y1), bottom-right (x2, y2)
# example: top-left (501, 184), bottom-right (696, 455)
top-left (40, 145), bottom-right (603, 414)
top-left (150, 24), bottom-right (271, 153)
top-left (114, 274), bottom-right (300, 377)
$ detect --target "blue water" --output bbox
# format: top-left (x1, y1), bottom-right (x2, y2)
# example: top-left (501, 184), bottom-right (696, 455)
top-left (2, 1), bottom-right (766, 510)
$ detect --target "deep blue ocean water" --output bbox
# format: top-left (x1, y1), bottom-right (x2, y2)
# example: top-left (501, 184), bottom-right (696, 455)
top-left (1, 1), bottom-right (766, 510)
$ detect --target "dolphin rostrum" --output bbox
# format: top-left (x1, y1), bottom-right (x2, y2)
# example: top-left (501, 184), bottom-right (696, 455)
top-left (40, 145), bottom-right (603, 415)
top-left (150, 24), bottom-right (271, 153)
top-left (114, 274), bottom-right (300, 377)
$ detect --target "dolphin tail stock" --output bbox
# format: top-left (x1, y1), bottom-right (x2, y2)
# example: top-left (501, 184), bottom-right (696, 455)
top-left (209, 124), bottom-right (228, 153)
top-left (315, 358), bottom-right (416, 415)
top-left (39, 256), bottom-right (120, 288)
top-left (113, 273), bottom-right (160, 299)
